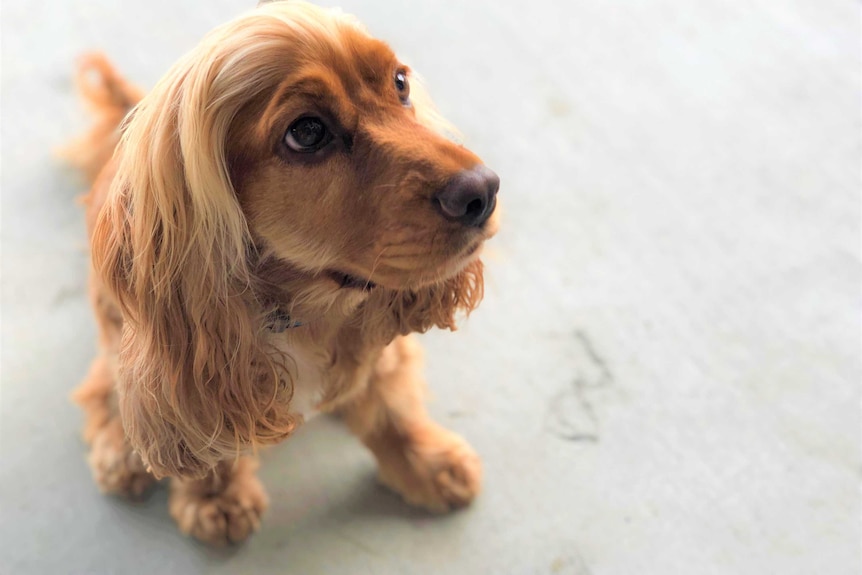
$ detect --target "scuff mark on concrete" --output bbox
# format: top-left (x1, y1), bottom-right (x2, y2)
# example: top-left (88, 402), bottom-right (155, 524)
top-left (546, 330), bottom-right (613, 442)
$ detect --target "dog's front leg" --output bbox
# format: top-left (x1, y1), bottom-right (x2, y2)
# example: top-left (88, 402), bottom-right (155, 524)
top-left (73, 355), bottom-right (156, 498)
top-left (340, 335), bottom-right (482, 512)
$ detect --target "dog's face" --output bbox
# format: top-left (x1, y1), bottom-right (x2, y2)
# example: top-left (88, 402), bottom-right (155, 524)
top-left (227, 21), bottom-right (499, 292)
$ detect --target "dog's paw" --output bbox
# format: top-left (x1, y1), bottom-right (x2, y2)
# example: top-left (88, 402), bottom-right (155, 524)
top-left (88, 419), bottom-right (155, 498)
top-left (169, 468), bottom-right (268, 546)
top-left (379, 425), bottom-right (482, 513)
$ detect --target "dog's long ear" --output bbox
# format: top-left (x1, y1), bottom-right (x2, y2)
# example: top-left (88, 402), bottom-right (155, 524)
top-left (92, 38), bottom-right (298, 479)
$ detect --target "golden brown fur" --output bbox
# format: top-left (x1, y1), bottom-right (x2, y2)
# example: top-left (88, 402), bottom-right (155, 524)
top-left (69, 1), bottom-right (497, 544)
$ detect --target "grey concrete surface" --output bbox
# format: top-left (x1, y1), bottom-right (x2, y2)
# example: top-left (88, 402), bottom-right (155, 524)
top-left (1, 1), bottom-right (859, 574)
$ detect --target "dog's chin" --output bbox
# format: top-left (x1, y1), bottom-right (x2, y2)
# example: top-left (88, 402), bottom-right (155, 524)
top-left (431, 240), bottom-right (484, 281)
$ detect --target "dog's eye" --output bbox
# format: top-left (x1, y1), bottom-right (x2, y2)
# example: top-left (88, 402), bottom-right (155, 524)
top-left (284, 117), bottom-right (332, 152)
top-left (394, 70), bottom-right (410, 104)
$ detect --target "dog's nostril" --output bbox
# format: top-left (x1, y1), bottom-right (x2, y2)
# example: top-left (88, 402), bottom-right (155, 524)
top-left (434, 165), bottom-right (500, 227)
top-left (465, 198), bottom-right (485, 219)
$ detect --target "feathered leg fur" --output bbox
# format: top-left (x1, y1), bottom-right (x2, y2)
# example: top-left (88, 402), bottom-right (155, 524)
top-left (340, 336), bottom-right (482, 511)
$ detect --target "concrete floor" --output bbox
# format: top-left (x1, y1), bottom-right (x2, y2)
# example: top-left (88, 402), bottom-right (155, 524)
top-left (1, 1), bottom-right (859, 574)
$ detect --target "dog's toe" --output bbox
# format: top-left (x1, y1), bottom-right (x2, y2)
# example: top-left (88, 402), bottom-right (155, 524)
top-left (431, 447), bottom-right (482, 511)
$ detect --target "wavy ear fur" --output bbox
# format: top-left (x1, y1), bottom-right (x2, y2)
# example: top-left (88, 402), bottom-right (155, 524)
top-left (92, 14), bottom-right (306, 479)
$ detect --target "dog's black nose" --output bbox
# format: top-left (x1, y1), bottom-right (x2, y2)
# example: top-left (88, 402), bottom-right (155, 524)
top-left (434, 165), bottom-right (499, 227)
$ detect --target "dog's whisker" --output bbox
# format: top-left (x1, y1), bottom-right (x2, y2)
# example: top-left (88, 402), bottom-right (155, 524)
top-left (364, 246), bottom-right (388, 289)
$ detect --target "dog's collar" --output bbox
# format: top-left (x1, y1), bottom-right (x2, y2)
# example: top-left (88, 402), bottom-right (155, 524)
top-left (265, 308), bottom-right (303, 332)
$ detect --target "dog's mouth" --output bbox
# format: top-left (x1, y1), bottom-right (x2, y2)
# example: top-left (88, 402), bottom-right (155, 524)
top-left (325, 236), bottom-right (485, 293)
top-left (463, 241), bottom-right (481, 258)
top-left (327, 270), bottom-right (376, 291)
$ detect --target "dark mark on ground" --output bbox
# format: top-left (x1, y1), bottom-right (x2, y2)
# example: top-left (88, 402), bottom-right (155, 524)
top-left (546, 330), bottom-right (613, 443)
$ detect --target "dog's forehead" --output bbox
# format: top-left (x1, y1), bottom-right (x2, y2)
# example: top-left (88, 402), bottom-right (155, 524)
top-left (240, 18), bottom-right (407, 139)
top-left (320, 25), bottom-right (400, 94)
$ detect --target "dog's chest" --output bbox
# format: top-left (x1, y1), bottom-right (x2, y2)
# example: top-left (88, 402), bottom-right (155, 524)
top-left (268, 337), bottom-right (328, 420)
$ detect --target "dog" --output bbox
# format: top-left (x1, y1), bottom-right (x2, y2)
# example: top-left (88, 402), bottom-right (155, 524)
top-left (68, 1), bottom-right (499, 545)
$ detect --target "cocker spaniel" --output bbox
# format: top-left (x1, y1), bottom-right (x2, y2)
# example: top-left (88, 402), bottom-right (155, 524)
top-left (67, 1), bottom-right (499, 545)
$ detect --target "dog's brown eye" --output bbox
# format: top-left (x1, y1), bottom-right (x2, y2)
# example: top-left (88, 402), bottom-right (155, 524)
top-left (394, 70), bottom-right (410, 104)
top-left (284, 117), bottom-right (332, 152)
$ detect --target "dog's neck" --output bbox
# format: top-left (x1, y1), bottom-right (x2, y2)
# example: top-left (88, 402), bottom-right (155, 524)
top-left (251, 255), bottom-right (396, 342)
top-left (250, 252), bottom-right (479, 349)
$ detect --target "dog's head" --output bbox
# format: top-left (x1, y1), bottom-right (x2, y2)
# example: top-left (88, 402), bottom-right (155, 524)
top-left (230, 11), bottom-right (499, 293)
top-left (96, 1), bottom-right (498, 478)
